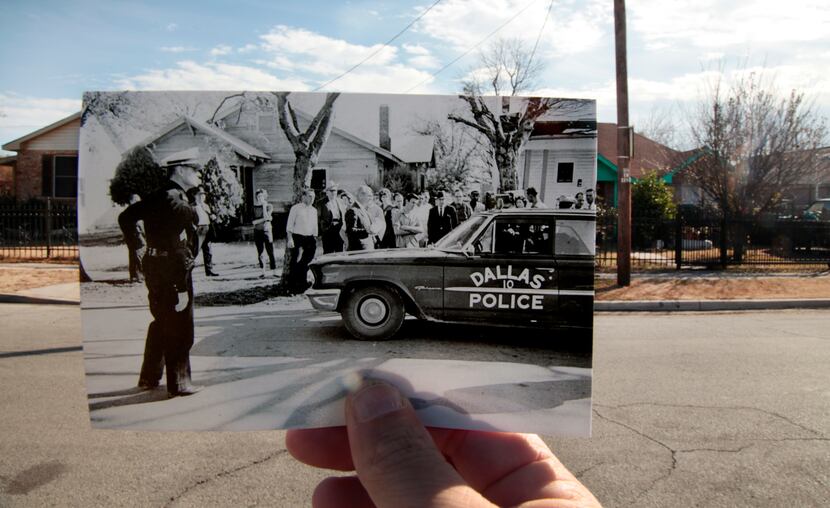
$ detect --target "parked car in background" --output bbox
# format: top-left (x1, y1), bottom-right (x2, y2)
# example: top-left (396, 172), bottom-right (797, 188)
top-left (773, 198), bottom-right (830, 255)
top-left (306, 208), bottom-right (596, 341)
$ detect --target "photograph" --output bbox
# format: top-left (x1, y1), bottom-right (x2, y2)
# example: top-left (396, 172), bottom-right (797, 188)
top-left (78, 91), bottom-right (597, 435)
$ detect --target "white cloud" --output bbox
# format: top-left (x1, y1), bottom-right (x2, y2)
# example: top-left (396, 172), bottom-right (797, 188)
top-left (238, 44), bottom-right (259, 54)
top-left (414, 0), bottom-right (611, 57)
top-left (259, 25), bottom-right (398, 76)
top-left (114, 61), bottom-right (309, 91)
top-left (0, 94), bottom-right (81, 149)
top-left (210, 44), bottom-right (233, 57)
top-left (631, 0), bottom-right (830, 50)
top-left (160, 46), bottom-right (196, 53)
top-left (166, 23), bottom-right (178, 32)
top-left (402, 44), bottom-right (439, 69)
top-left (316, 65), bottom-right (436, 94)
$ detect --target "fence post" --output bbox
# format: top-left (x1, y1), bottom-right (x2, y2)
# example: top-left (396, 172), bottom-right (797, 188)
top-left (675, 217), bottom-right (682, 270)
top-left (46, 198), bottom-right (52, 258)
top-left (719, 217), bottom-right (728, 268)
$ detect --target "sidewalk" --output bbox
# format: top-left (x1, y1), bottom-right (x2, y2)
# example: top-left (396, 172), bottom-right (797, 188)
top-left (2, 264), bottom-right (830, 311)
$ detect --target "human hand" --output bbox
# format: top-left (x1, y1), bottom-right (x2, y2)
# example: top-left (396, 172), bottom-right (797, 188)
top-left (287, 236), bottom-right (295, 249)
top-left (286, 380), bottom-right (601, 508)
top-left (174, 291), bottom-right (189, 312)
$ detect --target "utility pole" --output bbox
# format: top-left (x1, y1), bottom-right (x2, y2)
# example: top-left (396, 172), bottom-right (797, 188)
top-left (614, 0), bottom-right (632, 286)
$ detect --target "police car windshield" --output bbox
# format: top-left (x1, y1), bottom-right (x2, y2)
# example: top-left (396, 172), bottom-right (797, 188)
top-left (434, 215), bottom-right (489, 250)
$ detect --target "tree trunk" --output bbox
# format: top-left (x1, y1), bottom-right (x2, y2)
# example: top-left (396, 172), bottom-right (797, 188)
top-left (280, 153), bottom-right (314, 294)
top-left (496, 149), bottom-right (518, 192)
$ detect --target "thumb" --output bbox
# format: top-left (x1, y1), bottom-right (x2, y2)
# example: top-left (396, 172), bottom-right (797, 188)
top-left (345, 380), bottom-right (493, 508)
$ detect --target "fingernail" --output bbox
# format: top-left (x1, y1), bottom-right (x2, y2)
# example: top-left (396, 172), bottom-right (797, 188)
top-left (352, 382), bottom-right (405, 422)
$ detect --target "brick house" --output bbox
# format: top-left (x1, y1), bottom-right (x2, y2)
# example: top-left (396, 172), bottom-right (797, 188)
top-left (1, 112), bottom-right (80, 204)
top-left (0, 156), bottom-right (15, 196)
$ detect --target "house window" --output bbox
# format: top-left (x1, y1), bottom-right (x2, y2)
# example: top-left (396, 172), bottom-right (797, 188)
top-left (42, 155), bottom-right (78, 198)
top-left (556, 162), bottom-right (574, 183)
top-left (310, 169), bottom-right (327, 191)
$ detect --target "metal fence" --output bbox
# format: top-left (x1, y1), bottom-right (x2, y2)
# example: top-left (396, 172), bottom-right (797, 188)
top-left (0, 200), bottom-right (79, 260)
top-left (597, 214), bottom-right (830, 269)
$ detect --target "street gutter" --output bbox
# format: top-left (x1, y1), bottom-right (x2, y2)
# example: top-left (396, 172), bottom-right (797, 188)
top-left (595, 298), bottom-right (830, 312)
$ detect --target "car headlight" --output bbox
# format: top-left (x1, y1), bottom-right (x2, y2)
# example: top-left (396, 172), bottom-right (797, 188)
top-left (307, 269), bottom-right (316, 287)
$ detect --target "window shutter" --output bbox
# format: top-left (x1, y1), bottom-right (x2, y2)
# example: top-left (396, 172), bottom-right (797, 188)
top-left (41, 155), bottom-right (53, 197)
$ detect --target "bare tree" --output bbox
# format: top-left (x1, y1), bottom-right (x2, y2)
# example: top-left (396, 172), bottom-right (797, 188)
top-left (413, 120), bottom-right (486, 191)
top-left (270, 92), bottom-right (340, 293)
top-left (687, 71), bottom-right (827, 219)
top-left (636, 104), bottom-right (684, 150)
top-left (472, 38), bottom-right (544, 97)
top-left (449, 38), bottom-right (579, 191)
top-left (272, 92), bottom-right (340, 203)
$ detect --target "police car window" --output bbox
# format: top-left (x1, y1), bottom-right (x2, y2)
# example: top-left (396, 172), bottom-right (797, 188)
top-left (491, 219), bottom-right (552, 256)
top-left (476, 222), bottom-right (494, 253)
top-left (554, 220), bottom-right (595, 255)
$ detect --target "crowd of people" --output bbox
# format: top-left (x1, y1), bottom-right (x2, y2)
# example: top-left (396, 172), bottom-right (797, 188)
top-left (268, 183), bottom-right (597, 293)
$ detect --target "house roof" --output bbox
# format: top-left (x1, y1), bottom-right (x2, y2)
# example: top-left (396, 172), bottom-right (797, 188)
top-left (0, 155), bottom-right (17, 165)
top-left (596, 122), bottom-right (689, 179)
top-left (393, 135), bottom-right (434, 164)
top-left (217, 102), bottom-right (405, 165)
top-left (2, 111), bottom-right (81, 151)
top-left (143, 116), bottom-right (270, 162)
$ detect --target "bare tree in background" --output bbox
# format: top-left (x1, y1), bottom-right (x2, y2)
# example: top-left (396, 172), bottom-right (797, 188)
top-left (474, 38), bottom-right (544, 97)
top-left (636, 105), bottom-right (684, 150)
top-left (687, 71), bottom-right (827, 219)
top-left (449, 38), bottom-right (580, 191)
top-left (273, 92), bottom-right (340, 204)
top-left (272, 92), bottom-right (340, 293)
top-left (414, 120), bottom-right (486, 191)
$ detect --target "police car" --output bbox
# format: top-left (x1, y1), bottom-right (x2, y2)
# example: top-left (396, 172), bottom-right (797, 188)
top-left (306, 208), bottom-right (595, 341)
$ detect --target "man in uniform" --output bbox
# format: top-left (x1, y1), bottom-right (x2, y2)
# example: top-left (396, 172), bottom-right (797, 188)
top-left (118, 147), bottom-right (202, 397)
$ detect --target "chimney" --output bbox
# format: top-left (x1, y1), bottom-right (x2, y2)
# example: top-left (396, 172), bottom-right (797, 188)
top-left (379, 104), bottom-right (391, 152)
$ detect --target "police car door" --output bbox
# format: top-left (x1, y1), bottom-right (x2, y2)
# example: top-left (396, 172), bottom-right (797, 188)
top-left (552, 215), bottom-right (595, 329)
top-left (442, 215), bottom-right (558, 326)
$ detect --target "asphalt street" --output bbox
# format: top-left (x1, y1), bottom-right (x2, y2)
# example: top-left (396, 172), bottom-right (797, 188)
top-left (1, 304), bottom-right (829, 507)
top-left (81, 301), bottom-right (592, 434)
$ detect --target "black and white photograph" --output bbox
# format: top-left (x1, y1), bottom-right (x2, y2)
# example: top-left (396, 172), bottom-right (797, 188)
top-left (78, 91), bottom-right (597, 435)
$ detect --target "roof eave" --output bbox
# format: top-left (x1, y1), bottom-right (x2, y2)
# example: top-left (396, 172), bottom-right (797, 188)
top-left (2, 111), bottom-right (82, 151)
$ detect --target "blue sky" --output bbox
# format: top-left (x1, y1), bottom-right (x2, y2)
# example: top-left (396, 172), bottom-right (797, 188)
top-left (1, 0), bottom-right (828, 153)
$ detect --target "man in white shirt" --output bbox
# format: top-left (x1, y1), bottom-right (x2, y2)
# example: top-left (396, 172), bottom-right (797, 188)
top-left (286, 188), bottom-right (318, 293)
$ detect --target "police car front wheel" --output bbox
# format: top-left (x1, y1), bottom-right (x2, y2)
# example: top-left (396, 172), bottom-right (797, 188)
top-left (342, 285), bottom-right (405, 341)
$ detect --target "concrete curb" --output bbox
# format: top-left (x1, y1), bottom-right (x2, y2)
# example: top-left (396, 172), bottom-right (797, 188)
top-left (595, 298), bottom-right (830, 312)
top-left (0, 294), bottom-right (80, 305)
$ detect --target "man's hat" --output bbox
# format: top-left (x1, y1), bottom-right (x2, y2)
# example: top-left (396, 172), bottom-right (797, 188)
top-left (160, 147), bottom-right (201, 169)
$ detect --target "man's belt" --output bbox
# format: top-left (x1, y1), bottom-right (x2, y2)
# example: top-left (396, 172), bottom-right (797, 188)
top-left (146, 247), bottom-right (172, 257)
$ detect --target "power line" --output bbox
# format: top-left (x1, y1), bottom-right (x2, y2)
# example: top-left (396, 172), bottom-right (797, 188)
top-left (403, 0), bottom-right (542, 93)
top-left (313, 0), bottom-right (443, 92)
top-left (524, 0), bottom-right (555, 79)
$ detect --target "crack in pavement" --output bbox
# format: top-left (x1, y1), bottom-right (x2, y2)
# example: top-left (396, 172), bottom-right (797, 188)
top-left (593, 408), bottom-right (677, 504)
top-left (593, 402), bottom-right (824, 437)
top-left (592, 403), bottom-right (829, 504)
top-left (163, 449), bottom-right (287, 507)
top-left (574, 462), bottom-right (604, 478)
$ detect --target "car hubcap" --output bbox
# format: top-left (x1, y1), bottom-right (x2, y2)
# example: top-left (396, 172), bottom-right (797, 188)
top-left (358, 297), bottom-right (387, 325)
